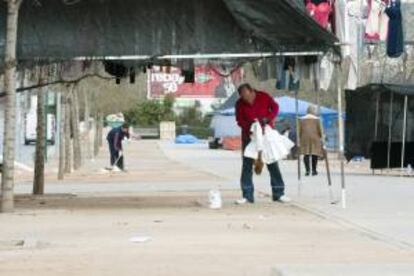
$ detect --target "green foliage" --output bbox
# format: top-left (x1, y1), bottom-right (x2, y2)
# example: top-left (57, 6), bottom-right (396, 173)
top-left (125, 96), bottom-right (214, 138)
top-left (176, 106), bottom-right (204, 126)
top-left (125, 95), bottom-right (175, 127)
top-left (176, 106), bottom-right (213, 139)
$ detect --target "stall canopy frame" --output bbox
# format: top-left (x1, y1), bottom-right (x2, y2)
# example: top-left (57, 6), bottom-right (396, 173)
top-left (345, 84), bottom-right (414, 174)
top-left (1, 0), bottom-right (347, 211)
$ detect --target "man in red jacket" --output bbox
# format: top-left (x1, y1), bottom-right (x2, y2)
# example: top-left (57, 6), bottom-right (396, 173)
top-left (235, 83), bottom-right (291, 204)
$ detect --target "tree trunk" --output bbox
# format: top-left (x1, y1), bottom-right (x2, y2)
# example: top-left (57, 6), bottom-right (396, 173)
top-left (98, 112), bottom-right (104, 148)
top-left (93, 112), bottom-right (100, 157)
top-left (1, 0), bottom-right (21, 212)
top-left (33, 87), bottom-right (46, 195)
top-left (71, 87), bottom-right (82, 170)
top-left (64, 91), bottom-right (72, 173)
top-left (83, 89), bottom-right (92, 160)
top-left (57, 92), bottom-right (66, 180)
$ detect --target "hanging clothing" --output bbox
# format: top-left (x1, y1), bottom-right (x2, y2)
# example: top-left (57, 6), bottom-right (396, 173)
top-left (379, 3), bottom-right (389, 40)
top-left (306, 0), bottom-right (333, 29)
top-left (276, 57), bottom-right (300, 91)
top-left (344, 1), bottom-right (364, 90)
top-left (365, 0), bottom-right (389, 41)
top-left (385, 0), bottom-right (404, 58)
top-left (319, 54), bottom-right (334, 91)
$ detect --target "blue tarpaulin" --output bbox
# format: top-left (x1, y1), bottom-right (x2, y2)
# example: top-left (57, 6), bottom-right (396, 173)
top-left (218, 96), bottom-right (337, 117)
top-left (212, 96), bottom-right (341, 149)
top-left (175, 134), bottom-right (199, 144)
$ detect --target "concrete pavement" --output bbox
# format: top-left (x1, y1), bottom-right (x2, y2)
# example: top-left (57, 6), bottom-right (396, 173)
top-left (5, 139), bottom-right (414, 275)
top-left (159, 141), bottom-right (414, 250)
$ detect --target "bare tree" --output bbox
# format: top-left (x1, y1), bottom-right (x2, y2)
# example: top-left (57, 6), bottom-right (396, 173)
top-left (71, 86), bottom-right (82, 170)
top-left (58, 91), bottom-right (66, 180)
top-left (1, 0), bottom-right (22, 212)
top-left (83, 88), bottom-right (92, 160)
top-left (64, 88), bottom-right (72, 173)
top-left (97, 112), bottom-right (104, 148)
top-left (33, 85), bottom-right (46, 195)
top-left (93, 111), bottom-right (100, 157)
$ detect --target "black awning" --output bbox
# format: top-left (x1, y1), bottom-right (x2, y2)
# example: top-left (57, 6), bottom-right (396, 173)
top-left (0, 0), bottom-right (337, 66)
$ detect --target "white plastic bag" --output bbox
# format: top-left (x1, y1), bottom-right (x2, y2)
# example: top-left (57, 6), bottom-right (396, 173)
top-left (262, 125), bottom-right (294, 163)
top-left (208, 189), bottom-right (222, 209)
top-left (244, 122), bottom-right (264, 160)
top-left (244, 122), bottom-right (294, 164)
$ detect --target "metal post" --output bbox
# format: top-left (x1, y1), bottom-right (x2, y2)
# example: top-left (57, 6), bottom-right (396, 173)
top-left (314, 60), bottom-right (333, 201)
top-left (387, 92), bottom-right (394, 169)
top-left (373, 92), bottom-right (380, 175)
top-left (374, 93), bottom-right (380, 140)
top-left (295, 89), bottom-right (301, 194)
top-left (401, 95), bottom-right (408, 174)
top-left (336, 63), bottom-right (346, 209)
top-left (44, 90), bottom-right (48, 162)
top-left (313, 62), bottom-right (321, 114)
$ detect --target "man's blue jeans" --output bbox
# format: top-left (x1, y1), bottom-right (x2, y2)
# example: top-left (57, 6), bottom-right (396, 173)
top-left (108, 141), bottom-right (124, 170)
top-left (241, 139), bottom-right (285, 203)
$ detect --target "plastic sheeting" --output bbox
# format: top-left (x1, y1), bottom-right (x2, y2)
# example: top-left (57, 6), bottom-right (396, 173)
top-left (217, 96), bottom-right (337, 116)
top-left (212, 96), bottom-right (339, 149)
top-left (210, 114), bottom-right (240, 138)
top-left (0, 0), bottom-right (337, 68)
top-left (345, 84), bottom-right (414, 161)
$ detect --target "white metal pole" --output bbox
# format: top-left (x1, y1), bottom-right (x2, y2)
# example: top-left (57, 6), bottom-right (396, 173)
top-left (295, 89), bottom-right (302, 195)
top-left (387, 92), bottom-right (394, 169)
top-left (336, 62), bottom-right (346, 209)
top-left (314, 60), bottom-right (333, 201)
top-left (373, 93), bottom-right (380, 175)
top-left (72, 51), bottom-right (325, 61)
top-left (401, 95), bottom-right (408, 174)
top-left (374, 93), bottom-right (380, 140)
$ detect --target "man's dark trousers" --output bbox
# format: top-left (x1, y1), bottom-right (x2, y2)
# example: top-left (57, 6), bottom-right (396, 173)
top-left (241, 138), bottom-right (285, 203)
top-left (108, 142), bottom-right (124, 170)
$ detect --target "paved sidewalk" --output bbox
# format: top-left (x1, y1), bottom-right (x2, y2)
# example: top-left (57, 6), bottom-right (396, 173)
top-left (159, 141), bottom-right (414, 249)
top-left (3, 140), bottom-right (413, 276)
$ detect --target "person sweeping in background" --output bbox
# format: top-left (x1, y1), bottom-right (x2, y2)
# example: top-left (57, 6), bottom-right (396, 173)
top-left (235, 83), bottom-right (291, 204)
top-left (299, 106), bottom-right (324, 176)
top-left (106, 123), bottom-right (130, 171)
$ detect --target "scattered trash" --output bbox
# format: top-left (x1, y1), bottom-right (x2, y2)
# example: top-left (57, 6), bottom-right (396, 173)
top-left (242, 223), bottom-right (253, 230)
top-left (103, 166), bottom-right (122, 172)
top-left (22, 238), bottom-right (38, 249)
top-left (153, 220), bottom-right (163, 224)
top-left (352, 156), bottom-right (364, 162)
top-left (208, 189), bottom-right (222, 209)
top-left (406, 164), bottom-right (413, 175)
top-left (99, 168), bottom-right (110, 174)
top-left (130, 235), bottom-right (152, 244)
top-left (259, 215), bottom-right (269, 221)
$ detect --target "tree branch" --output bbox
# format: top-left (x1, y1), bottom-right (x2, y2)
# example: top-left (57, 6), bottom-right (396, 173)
top-left (0, 73), bottom-right (114, 97)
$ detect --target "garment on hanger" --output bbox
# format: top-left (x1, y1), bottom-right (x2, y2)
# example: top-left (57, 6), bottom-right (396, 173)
top-left (275, 59), bottom-right (285, 90)
top-left (385, 0), bottom-right (404, 58)
top-left (276, 57), bottom-right (300, 91)
top-left (252, 60), bottom-right (269, 82)
top-left (343, 0), bottom-right (364, 90)
top-left (365, 0), bottom-right (389, 41)
top-left (379, 0), bottom-right (389, 40)
top-left (319, 54), bottom-right (334, 91)
top-left (306, 0), bottom-right (332, 29)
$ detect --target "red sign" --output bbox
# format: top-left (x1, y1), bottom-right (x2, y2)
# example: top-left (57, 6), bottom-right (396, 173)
top-left (148, 65), bottom-right (243, 99)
